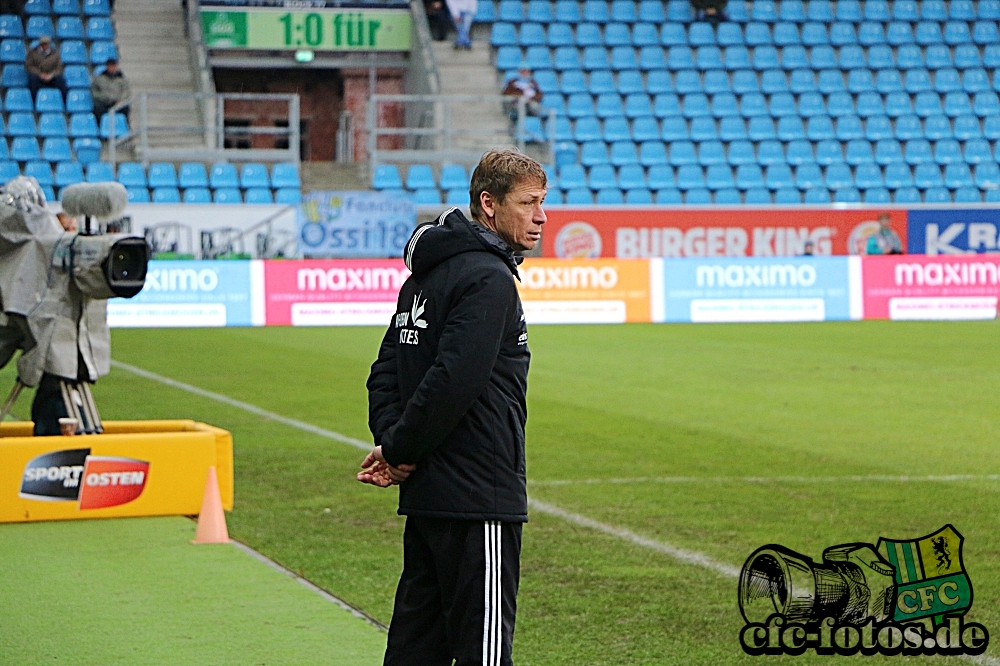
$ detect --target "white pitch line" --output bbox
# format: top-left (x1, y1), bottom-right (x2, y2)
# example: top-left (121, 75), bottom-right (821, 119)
top-left (528, 498), bottom-right (741, 578)
top-left (110, 359), bottom-right (372, 451)
top-left (116, 359), bottom-right (1000, 665)
top-left (530, 474), bottom-right (1000, 487)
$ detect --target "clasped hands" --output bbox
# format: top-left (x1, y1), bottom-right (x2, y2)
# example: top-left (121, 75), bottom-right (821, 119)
top-left (357, 445), bottom-right (416, 488)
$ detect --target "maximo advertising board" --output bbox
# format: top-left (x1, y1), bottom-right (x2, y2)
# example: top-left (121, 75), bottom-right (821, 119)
top-left (263, 259), bottom-right (409, 326)
top-left (516, 259), bottom-right (652, 324)
top-left (543, 208), bottom-right (908, 259)
top-left (862, 255), bottom-right (1000, 320)
top-left (906, 209), bottom-right (1000, 255)
top-left (657, 257), bottom-right (858, 323)
top-left (107, 260), bottom-right (254, 328)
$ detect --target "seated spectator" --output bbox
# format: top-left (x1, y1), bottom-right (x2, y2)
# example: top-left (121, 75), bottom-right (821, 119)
top-left (801, 240), bottom-right (815, 256)
top-left (424, 0), bottom-right (452, 41)
top-left (26, 36), bottom-right (68, 102)
top-left (446, 0), bottom-right (476, 49)
top-left (503, 65), bottom-right (544, 121)
top-left (691, 0), bottom-right (728, 22)
top-left (91, 58), bottom-right (131, 121)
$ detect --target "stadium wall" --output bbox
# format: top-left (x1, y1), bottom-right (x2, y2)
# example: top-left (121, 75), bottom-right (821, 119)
top-left (109, 254), bottom-right (1000, 327)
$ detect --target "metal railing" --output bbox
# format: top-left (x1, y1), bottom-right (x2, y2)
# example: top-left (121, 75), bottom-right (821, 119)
top-left (367, 93), bottom-right (556, 166)
top-left (337, 110), bottom-right (354, 163)
top-left (184, 0), bottom-right (218, 145)
top-left (109, 92), bottom-right (300, 167)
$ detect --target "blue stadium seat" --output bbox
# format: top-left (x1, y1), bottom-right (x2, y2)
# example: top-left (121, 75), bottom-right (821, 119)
top-left (904, 69), bottom-right (931, 94)
top-left (775, 187), bottom-right (801, 204)
top-left (769, 93), bottom-right (796, 117)
top-left (559, 70), bottom-right (585, 94)
top-left (765, 164), bottom-right (794, 189)
top-left (558, 164), bottom-right (587, 189)
top-left (924, 187), bottom-right (951, 203)
top-left (666, 0), bottom-right (692, 22)
top-left (839, 45), bottom-right (865, 70)
top-left (611, 0), bottom-right (638, 22)
top-left (596, 93), bottom-right (623, 118)
top-left (213, 188), bottom-right (242, 204)
top-left (944, 92), bottom-right (972, 117)
top-left (635, 46), bottom-right (663, 70)
top-left (944, 22), bottom-right (971, 46)
top-left (884, 163), bottom-right (914, 188)
top-left (695, 141), bottom-right (723, 166)
top-left (0, 15), bottom-right (22, 38)
top-left (83, 0), bottom-right (110, 15)
top-left (786, 140), bottom-right (814, 165)
top-left (783, 46), bottom-right (808, 70)
top-left (565, 93), bottom-right (593, 119)
top-left (975, 163), bottom-right (1000, 189)
top-left (718, 116), bottom-right (746, 141)
top-left (441, 187), bottom-right (468, 205)
top-left (667, 46), bottom-right (694, 70)
top-left (954, 187), bottom-right (980, 203)
top-left (887, 22), bottom-right (914, 47)
top-left (847, 69), bottom-right (874, 94)
top-left (752, 0), bottom-right (778, 22)
top-left (61, 65), bottom-right (88, 88)
top-left (894, 115), bottom-right (922, 140)
top-left (610, 46), bottom-right (637, 70)
top-left (23, 0), bottom-right (50, 13)
top-left (964, 139), bottom-right (993, 165)
top-left (631, 23), bottom-right (658, 48)
top-left (845, 139), bottom-right (873, 165)
top-left (61, 90), bottom-right (93, 115)
top-left (732, 70), bottom-right (758, 94)
top-left (554, 0), bottom-right (580, 21)
top-left (934, 139), bottom-right (962, 165)
top-left (830, 23), bottom-right (856, 46)
top-left (740, 93), bottom-right (767, 117)
top-left (582, 46), bottom-right (609, 70)
top-left (916, 22), bottom-right (942, 46)
top-left (564, 187), bottom-right (592, 204)
top-left (495, 47), bottom-right (521, 70)
top-left (963, 70), bottom-right (990, 95)
top-left (57, 16), bottom-right (84, 39)
top-left (82, 161), bottom-right (113, 183)
top-left (638, 0), bottom-right (664, 22)
top-left (491, 23), bottom-right (516, 46)
top-left (702, 70), bottom-right (729, 95)
top-left (58, 39), bottom-right (87, 64)
top-left (724, 46), bottom-right (750, 70)
top-left (7, 112), bottom-right (35, 137)
top-left (818, 69), bottom-right (844, 94)
top-left (405, 164), bottom-right (435, 190)
top-left (4, 87), bottom-right (31, 112)
top-left (581, 140), bottom-right (609, 166)
top-left (669, 141), bottom-right (697, 166)
top-left (773, 23), bottom-right (799, 47)
top-left (827, 92), bottom-right (854, 117)
top-left (372, 164), bottom-right (401, 189)
top-left (0, 140), bottom-right (9, 161)
top-left (619, 164), bottom-right (647, 190)
top-left (922, 0), bottom-right (948, 20)
top-left (573, 117), bottom-right (600, 141)
top-left (780, 0), bottom-right (806, 22)
top-left (38, 112), bottom-right (67, 137)
top-left (832, 188), bottom-right (860, 203)
top-left (624, 188), bottom-right (652, 204)
top-left (125, 186), bottom-right (149, 203)
top-left (711, 93), bottom-right (738, 118)
top-left (682, 93), bottom-right (709, 118)
top-left (26, 16), bottom-right (53, 39)
top-left (790, 69), bottom-right (816, 94)
top-left (41, 137), bottom-right (70, 161)
top-left (152, 187), bottom-right (181, 204)
top-left (583, 0), bottom-right (610, 23)
top-left (498, 1), bottom-right (524, 22)
top-left (876, 71), bottom-right (903, 95)
top-left (24, 160), bottom-right (52, 185)
top-left (116, 162), bottom-right (146, 187)
top-left (954, 115), bottom-right (983, 140)
top-left (519, 24), bottom-right (547, 47)
top-left (905, 140), bottom-right (933, 165)
top-left (914, 163), bottom-right (943, 188)
top-left (745, 188), bottom-right (772, 204)
top-left (816, 140), bottom-right (844, 165)
top-left (660, 23), bottom-right (686, 47)
top-left (575, 23), bottom-right (601, 46)
top-left (798, 92), bottom-right (825, 117)
top-left (412, 188), bottom-right (441, 205)
top-left (99, 112), bottom-right (128, 138)
top-left (475, 1), bottom-right (495, 21)
top-left (0, 161), bottom-right (18, 182)
top-left (925, 115), bottom-right (952, 140)
top-left (53, 160), bottom-right (83, 188)
top-left (825, 164), bottom-right (853, 190)
top-left (180, 187), bottom-right (210, 204)
top-left (891, 187), bottom-right (919, 203)
top-left (944, 163), bottom-right (974, 189)
top-left (747, 117), bottom-right (778, 141)
top-left (856, 93), bottom-right (884, 118)
top-left (855, 165), bottom-right (883, 189)
top-left (914, 92), bottom-right (942, 117)
top-left (146, 162), bottom-right (177, 188)
top-left (754, 46), bottom-right (780, 70)
top-left (696, 46), bottom-right (723, 70)
top-left (761, 69), bottom-right (787, 94)
top-left (0, 38), bottom-right (25, 62)
top-left (777, 116), bottom-right (805, 140)
top-left (688, 22), bottom-right (714, 47)
top-left (935, 69), bottom-right (961, 94)
top-left (437, 164), bottom-right (467, 191)
top-left (806, 115), bottom-right (835, 140)
top-left (925, 44), bottom-right (952, 70)
top-left (756, 140), bottom-right (783, 166)
top-left (627, 117), bottom-right (656, 142)
top-left (974, 21), bottom-right (1000, 45)
top-left (953, 45), bottom-right (981, 70)
top-left (685, 188), bottom-right (712, 204)
top-left (588, 164), bottom-right (616, 190)
top-left (875, 139), bottom-right (903, 165)
top-left (610, 141), bottom-right (638, 166)
top-left (858, 23), bottom-right (883, 47)
top-left (85, 16), bottom-right (114, 41)
top-left (809, 45), bottom-right (835, 69)
top-left (836, 115), bottom-right (864, 140)
top-left (736, 164), bottom-right (765, 189)
top-left (723, 140), bottom-right (752, 166)
top-left (868, 46), bottom-right (894, 71)
top-left (867, 116), bottom-right (894, 141)
top-left (745, 23), bottom-right (771, 47)
top-left (648, 165), bottom-right (675, 190)
top-left (796, 164), bottom-right (825, 189)
top-left (661, 115), bottom-right (687, 140)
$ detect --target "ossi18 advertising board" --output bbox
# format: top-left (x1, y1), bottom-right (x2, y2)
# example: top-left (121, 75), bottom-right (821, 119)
top-left (108, 260), bottom-right (258, 328)
top-left (654, 257), bottom-right (861, 323)
top-left (543, 208), bottom-right (908, 259)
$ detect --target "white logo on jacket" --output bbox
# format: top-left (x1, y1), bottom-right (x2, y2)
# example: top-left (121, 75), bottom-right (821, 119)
top-left (396, 293), bottom-right (427, 345)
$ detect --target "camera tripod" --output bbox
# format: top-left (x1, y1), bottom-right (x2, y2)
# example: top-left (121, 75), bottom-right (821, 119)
top-left (0, 378), bottom-right (103, 435)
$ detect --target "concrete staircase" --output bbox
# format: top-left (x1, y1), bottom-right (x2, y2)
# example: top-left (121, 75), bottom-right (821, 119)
top-left (113, 0), bottom-right (202, 152)
top-left (430, 26), bottom-right (513, 157)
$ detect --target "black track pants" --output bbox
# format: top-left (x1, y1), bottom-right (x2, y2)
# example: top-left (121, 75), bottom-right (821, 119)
top-left (384, 517), bottom-right (522, 666)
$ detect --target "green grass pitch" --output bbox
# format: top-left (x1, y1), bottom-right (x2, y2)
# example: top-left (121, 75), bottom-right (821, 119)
top-left (1, 321), bottom-right (998, 664)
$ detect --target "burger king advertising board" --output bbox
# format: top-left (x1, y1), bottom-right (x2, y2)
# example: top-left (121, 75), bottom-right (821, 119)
top-left (543, 208), bottom-right (908, 259)
top-left (516, 259), bottom-right (652, 323)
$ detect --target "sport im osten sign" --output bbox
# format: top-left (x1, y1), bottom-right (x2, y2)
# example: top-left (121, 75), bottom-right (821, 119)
top-left (200, 9), bottom-right (412, 52)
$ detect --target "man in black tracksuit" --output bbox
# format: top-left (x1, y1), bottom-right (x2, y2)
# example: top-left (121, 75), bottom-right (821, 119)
top-left (361, 150), bottom-right (547, 666)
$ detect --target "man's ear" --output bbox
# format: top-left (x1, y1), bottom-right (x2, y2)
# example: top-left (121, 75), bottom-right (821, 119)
top-left (480, 191), bottom-right (495, 220)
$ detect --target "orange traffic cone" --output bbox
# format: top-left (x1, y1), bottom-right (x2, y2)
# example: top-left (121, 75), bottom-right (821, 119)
top-left (192, 466), bottom-right (229, 544)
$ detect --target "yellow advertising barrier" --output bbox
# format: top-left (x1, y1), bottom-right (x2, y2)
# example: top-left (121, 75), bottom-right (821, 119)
top-left (516, 258), bottom-right (653, 323)
top-left (0, 420), bottom-right (233, 523)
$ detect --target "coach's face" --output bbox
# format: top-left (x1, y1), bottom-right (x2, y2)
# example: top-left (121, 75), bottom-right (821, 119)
top-left (481, 180), bottom-right (547, 252)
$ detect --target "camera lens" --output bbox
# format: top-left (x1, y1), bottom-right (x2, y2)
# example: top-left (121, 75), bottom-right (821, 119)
top-left (103, 237), bottom-right (149, 297)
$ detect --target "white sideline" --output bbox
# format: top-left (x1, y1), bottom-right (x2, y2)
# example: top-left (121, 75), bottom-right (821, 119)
top-left (110, 360), bottom-right (372, 451)
top-left (530, 474), bottom-right (1000, 487)
top-left (114, 359), bottom-right (1000, 665)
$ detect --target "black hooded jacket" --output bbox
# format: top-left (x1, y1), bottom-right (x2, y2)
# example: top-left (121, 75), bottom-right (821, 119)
top-left (367, 208), bottom-right (529, 522)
